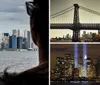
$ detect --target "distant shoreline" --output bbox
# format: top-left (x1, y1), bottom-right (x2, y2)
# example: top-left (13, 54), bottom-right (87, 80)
top-left (0, 48), bottom-right (38, 51)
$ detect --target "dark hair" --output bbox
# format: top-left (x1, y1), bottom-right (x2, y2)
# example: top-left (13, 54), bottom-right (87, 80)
top-left (31, 0), bottom-right (49, 60)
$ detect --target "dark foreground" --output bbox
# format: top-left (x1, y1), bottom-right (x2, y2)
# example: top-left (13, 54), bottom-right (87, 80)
top-left (51, 82), bottom-right (100, 85)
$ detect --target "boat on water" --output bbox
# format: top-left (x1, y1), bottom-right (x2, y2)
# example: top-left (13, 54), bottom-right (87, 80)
top-left (18, 49), bottom-right (27, 52)
top-left (27, 48), bottom-right (33, 51)
top-left (70, 81), bottom-right (80, 83)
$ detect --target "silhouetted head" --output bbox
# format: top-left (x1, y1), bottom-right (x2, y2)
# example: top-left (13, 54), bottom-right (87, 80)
top-left (26, 0), bottom-right (49, 61)
top-left (0, 1), bottom-right (49, 85)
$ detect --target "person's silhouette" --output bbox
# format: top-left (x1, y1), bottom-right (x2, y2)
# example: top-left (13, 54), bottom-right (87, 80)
top-left (0, 0), bottom-right (49, 85)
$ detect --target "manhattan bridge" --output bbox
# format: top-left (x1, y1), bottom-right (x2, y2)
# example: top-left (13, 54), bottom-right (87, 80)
top-left (50, 4), bottom-right (100, 42)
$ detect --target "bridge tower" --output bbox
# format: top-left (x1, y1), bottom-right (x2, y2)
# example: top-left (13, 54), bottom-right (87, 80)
top-left (72, 4), bottom-right (80, 42)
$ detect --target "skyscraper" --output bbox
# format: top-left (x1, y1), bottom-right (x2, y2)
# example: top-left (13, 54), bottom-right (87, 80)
top-left (31, 42), bottom-right (33, 48)
top-left (24, 29), bottom-right (27, 38)
top-left (2, 33), bottom-right (9, 49)
top-left (9, 36), bottom-right (12, 48)
top-left (17, 37), bottom-right (23, 49)
top-left (22, 37), bottom-right (27, 49)
top-left (18, 30), bottom-right (20, 37)
top-left (12, 29), bottom-right (16, 35)
top-left (27, 31), bottom-right (31, 49)
top-left (9, 35), bottom-right (17, 49)
top-left (12, 35), bottom-right (17, 49)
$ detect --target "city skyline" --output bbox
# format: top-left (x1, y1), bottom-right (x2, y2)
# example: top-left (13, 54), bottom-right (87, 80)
top-left (50, 0), bottom-right (100, 38)
top-left (51, 44), bottom-right (100, 69)
top-left (1, 29), bottom-right (34, 50)
top-left (50, 44), bottom-right (100, 80)
top-left (0, 29), bottom-right (31, 42)
top-left (50, 30), bottom-right (94, 38)
top-left (0, 0), bottom-right (31, 37)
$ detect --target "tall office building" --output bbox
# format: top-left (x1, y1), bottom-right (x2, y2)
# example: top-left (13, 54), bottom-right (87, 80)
top-left (24, 30), bottom-right (32, 49)
top-left (86, 58), bottom-right (96, 78)
top-left (27, 31), bottom-right (31, 49)
top-left (12, 35), bottom-right (17, 48)
top-left (72, 68), bottom-right (79, 78)
top-left (18, 30), bottom-right (20, 37)
top-left (9, 36), bottom-right (12, 48)
top-left (24, 29), bottom-right (27, 38)
top-left (65, 53), bottom-right (74, 76)
top-left (31, 42), bottom-right (34, 48)
top-left (2, 33), bottom-right (9, 49)
top-left (12, 29), bottom-right (19, 37)
top-left (56, 57), bottom-right (64, 70)
top-left (12, 29), bottom-right (16, 35)
top-left (9, 35), bottom-right (17, 49)
top-left (22, 37), bottom-right (27, 49)
top-left (17, 37), bottom-right (23, 49)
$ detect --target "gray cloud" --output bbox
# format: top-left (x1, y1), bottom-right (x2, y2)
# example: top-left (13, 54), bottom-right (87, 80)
top-left (0, 0), bottom-right (30, 36)
top-left (0, 0), bottom-right (26, 12)
top-left (0, 0), bottom-right (29, 24)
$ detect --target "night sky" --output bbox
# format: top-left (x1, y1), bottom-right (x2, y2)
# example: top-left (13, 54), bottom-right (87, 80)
top-left (50, 44), bottom-right (100, 69)
top-left (50, 0), bottom-right (100, 38)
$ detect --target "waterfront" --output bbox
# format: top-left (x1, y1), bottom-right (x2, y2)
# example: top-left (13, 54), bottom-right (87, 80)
top-left (0, 51), bottom-right (39, 73)
top-left (51, 82), bottom-right (100, 85)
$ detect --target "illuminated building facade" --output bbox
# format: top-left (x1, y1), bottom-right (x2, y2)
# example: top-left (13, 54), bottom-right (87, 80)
top-left (51, 52), bottom-right (97, 81)
top-left (86, 58), bottom-right (96, 78)
top-left (51, 52), bottom-right (75, 80)
top-left (64, 53), bottom-right (74, 77)
top-left (72, 68), bottom-right (79, 78)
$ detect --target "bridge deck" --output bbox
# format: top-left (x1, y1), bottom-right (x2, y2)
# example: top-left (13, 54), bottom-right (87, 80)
top-left (51, 23), bottom-right (100, 30)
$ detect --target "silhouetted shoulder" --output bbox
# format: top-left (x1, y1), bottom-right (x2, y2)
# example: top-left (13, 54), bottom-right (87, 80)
top-left (0, 61), bottom-right (48, 85)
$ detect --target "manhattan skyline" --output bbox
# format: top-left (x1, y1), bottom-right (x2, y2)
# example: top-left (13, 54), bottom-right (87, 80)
top-left (50, 0), bottom-right (100, 38)
top-left (0, 0), bottom-right (33, 41)
top-left (0, 0), bottom-right (33, 37)
top-left (51, 44), bottom-right (100, 69)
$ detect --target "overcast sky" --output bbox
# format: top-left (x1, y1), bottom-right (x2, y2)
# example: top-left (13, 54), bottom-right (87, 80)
top-left (0, 0), bottom-right (33, 38)
top-left (50, 0), bottom-right (100, 38)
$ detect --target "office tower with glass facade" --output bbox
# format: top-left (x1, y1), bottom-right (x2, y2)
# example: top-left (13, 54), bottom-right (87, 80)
top-left (17, 37), bottom-right (23, 49)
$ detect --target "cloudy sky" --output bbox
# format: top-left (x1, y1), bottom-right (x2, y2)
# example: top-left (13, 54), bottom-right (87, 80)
top-left (0, 0), bottom-right (33, 39)
top-left (50, 0), bottom-right (100, 38)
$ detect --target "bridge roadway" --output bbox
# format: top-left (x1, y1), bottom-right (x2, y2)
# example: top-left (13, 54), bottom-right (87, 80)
top-left (51, 23), bottom-right (100, 30)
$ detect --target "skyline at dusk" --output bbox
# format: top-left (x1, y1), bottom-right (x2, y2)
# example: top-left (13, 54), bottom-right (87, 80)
top-left (50, 0), bottom-right (100, 38)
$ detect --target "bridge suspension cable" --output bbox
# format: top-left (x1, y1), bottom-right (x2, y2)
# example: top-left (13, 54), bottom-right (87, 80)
top-left (51, 6), bottom-right (73, 19)
top-left (80, 6), bottom-right (100, 16)
top-left (51, 8), bottom-right (73, 19)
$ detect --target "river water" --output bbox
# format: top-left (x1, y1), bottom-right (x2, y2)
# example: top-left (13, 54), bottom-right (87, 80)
top-left (0, 51), bottom-right (39, 73)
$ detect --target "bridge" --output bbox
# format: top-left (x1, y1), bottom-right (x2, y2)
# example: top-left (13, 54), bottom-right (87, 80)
top-left (50, 4), bottom-right (100, 42)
